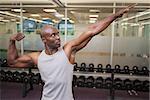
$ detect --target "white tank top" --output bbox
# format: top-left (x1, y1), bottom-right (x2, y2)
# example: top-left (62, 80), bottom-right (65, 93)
top-left (38, 48), bottom-right (74, 100)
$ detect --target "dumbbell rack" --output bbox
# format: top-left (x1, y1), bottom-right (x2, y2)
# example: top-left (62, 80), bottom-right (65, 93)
top-left (1, 65), bottom-right (149, 99)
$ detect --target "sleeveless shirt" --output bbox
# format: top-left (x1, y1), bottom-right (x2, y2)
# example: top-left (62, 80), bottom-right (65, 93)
top-left (37, 48), bottom-right (74, 100)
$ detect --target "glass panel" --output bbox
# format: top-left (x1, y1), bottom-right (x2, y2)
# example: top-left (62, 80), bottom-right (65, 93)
top-left (114, 6), bottom-right (150, 69)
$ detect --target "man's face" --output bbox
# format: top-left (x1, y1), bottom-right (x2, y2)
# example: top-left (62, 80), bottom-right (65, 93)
top-left (41, 27), bottom-right (61, 49)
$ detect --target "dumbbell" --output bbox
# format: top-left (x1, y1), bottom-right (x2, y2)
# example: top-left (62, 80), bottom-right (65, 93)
top-left (95, 77), bottom-right (103, 88)
top-left (123, 79), bottom-right (133, 90)
top-left (105, 64), bottom-right (112, 73)
top-left (96, 64), bottom-right (103, 73)
top-left (142, 80), bottom-right (149, 92)
top-left (104, 77), bottom-right (112, 89)
top-left (114, 65), bottom-right (121, 73)
top-left (72, 75), bottom-right (77, 87)
top-left (122, 65), bottom-right (130, 74)
top-left (140, 66), bottom-right (149, 76)
top-left (5, 71), bottom-right (13, 82)
top-left (79, 63), bottom-right (86, 72)
top-left (31, 73), bottom-right (40, 84)
top-left (0, 59), bottom-right (3, 67)
top-left (13, 71), bottom-right (21, 82)
top-left (20, 72), bottom-right (28, 82)
top-left (85, 76), bottom-right (95, 88)
top-left (114, 78), bottom-right (122, 90)
top-left (76, 76), bottom-right (85, 87)
top-left (133, 79), bottom-right (142, 91)
top-left (88, 63), bottom-right (94, 72)
top-left (1, 59), bottom-right (9, 67)
top-left (73, 62), bottom-right (78, 71)
top-left (0, 70), bottom-right (6, 81)
top-left (132, 66), bottom-right (139, 75)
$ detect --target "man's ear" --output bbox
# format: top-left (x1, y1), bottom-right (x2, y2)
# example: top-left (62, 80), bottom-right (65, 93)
top-left (41, 37), bottom-right (46, 43)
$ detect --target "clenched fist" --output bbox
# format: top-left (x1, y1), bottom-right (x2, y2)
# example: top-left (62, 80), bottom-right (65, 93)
top-left (10, 33), bottom-right (25, 41)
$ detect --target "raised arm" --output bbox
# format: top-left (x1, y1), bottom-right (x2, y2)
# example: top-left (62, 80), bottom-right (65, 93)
top-left (66, 4), bottom-right (136, 52)
top-left (7, 33), bottom-right (39, 68)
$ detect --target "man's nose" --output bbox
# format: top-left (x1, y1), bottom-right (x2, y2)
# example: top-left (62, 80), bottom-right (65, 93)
top-left (56, 35), bottom-right (60, 40)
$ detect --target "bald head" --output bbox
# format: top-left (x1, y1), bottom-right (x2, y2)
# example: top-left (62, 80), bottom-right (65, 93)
top-left (40, 25), bottom-right (59, 37)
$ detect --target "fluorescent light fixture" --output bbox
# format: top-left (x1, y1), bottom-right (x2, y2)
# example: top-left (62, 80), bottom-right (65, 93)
top-left (10, 19), bottom-right (16, 21)
top-left (70, 11), bottom-right (75, 14)
top-left (11, 9), bottom-right (26, 12)
top-left (89, 9), bottom-right (100, 13)
top-left (89, 20), bottom-right (96, 23)
top-left (43, 9), bottom-right (56, 13)
top-left (2, 20), bottom-right (10, 22)
top-left (30, 14), bottom-right (40, 17)
top-left (69, 20), bottom-right (74, 23)
top-left (62, 17), bottom-right (69, 20)
top-left (89, 15), bottom-right (99, 18)
top-left (90, 18), bottom-right (97, 21)
top-left (130, 23), bottom-right (139, 26)
top-left (55, 12), bottom-right (64, 18)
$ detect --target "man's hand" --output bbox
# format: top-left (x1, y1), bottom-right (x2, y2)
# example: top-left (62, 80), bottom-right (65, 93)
top-left (115, 3), bottom-right (137, 18)
top-left (10, 33), bottom-right (25, 41)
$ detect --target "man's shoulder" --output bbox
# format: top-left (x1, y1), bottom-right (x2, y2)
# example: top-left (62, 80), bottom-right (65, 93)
top-left (27, 51), bottom-right (42, 58)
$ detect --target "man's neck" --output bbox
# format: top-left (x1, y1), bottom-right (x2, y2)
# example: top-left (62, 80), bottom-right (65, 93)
top-left (45, 48), bottom-right (58, 55)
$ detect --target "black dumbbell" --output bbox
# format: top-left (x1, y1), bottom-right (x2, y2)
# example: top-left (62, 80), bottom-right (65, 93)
top-left (85, 76), bottom-right (95, 88)
top-left (96, 64), bottom-right (103, 72)
top-left (122, 65), bottom-right (130, 74)
top-left (0, 59), bottom-right (3, 67)
top-left (20, 72), bottom-right (28, 82)
top-left (133, 79), bottom-right (142, 91)
top-left (0, 70), bottom-right (6, 81)
top-left (114, 78), bottom-right (122, 90)
top-left (31, 73), bottom-right (40, 84)
top-left (95, 77), bottom-right (103, 88)
top-left (114, 65), bottom-right (121, 73)
top-left (13, 71), bottom-right (21, 82)
top-left (1, 59), bottom-right (9, 67)
top-left (73, 62), bottom-right (78, 71)
top-left (76, 76), bottom-right (85, 87)
top-left (140, 66), bottom-right (149, 76)
top-left (142, 80), bottom-right (149, 92)
top-left (123, 79), bottom-right (133, 90)
top-left (132, 66), bottom-right (139, 75)
top-left (5, 71), bottom-right (13, 82)
top-left (23, 76), bottom-right (30, 83)
top-left (79, 63), bottom-right (86, 72)
top-left (88, 63), bottom-right (94, 72)
top-left (105, 64), bottom-right (112, 73)
top-left (104, 77), bottom-right (112, 89)
top-left (72, 75), bottom-right (77, 87)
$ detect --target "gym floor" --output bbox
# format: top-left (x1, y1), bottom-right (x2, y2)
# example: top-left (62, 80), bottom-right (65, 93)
top-left (1, 82), bottom-right (149, 100)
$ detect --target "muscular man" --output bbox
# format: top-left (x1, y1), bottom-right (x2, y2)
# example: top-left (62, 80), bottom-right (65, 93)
top-left (7, 5), bottom-right (135, 100)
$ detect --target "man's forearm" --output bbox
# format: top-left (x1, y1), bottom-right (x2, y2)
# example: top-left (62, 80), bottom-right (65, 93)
top-left (90, 14), bottom-right (118, 35)
top-left (7, 40), bottom-right (19, 64)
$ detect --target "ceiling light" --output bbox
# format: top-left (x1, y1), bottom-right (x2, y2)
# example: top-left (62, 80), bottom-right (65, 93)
top-left (2, 20), bottom-right (10, 22)
top-left (55, 12), bottom-right (64, 18)
top-left (69, 20), bottom-right (74, 23)
top-left (62, 18), bottom-right (69, 20)
top-left (89, 9), bottom-right (100, 13)
top-left (89, 20), bottom-right (96, 24)
top-left (11, 9), bottom-right (26, 12)
top-left (43, 9), bottom-right (57, 13)
top-left (70, 11), bottom-right (75, 14)
top-left (30, 14), bottom-right (40, 17)
top-left (89, 15), bottom-right (99, 18)
top-left (89, 18), bottom-right (97, 21)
